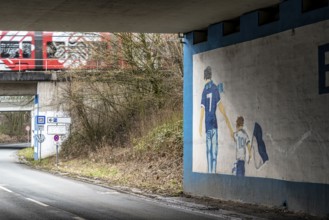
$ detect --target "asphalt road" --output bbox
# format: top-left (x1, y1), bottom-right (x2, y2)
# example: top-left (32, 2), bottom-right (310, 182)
top-left (0, 148), bottom-right (222, 220)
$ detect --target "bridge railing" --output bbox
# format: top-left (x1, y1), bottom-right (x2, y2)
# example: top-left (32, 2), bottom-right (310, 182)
top-left (0, 58), bottom-right (104, 72)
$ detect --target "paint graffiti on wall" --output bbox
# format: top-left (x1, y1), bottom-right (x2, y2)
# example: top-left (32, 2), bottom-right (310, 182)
top-left (198, 66), bottom-right (269, 176)
top-left (232, 119), bottom-right (269, 176)
top-left (193, 20), bottom-right (329, 183)
top-left (319, 43), bottom-right (329, 94)
top-left (198, 66), bottom-right (233, 173)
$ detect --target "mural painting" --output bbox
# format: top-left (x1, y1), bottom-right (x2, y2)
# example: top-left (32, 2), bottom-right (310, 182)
top-left (197, 65), bottom-right (268, 176)
top-left (198, 66), bottom-right (232, 173)
top-left (192, 20), bottom-right (329, 183)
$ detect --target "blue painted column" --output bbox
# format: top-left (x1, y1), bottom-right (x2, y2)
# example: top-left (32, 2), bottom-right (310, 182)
top-left (183, 32), bottom-right (194, 191)
top-left (33, 94), bottom-right (39, 160)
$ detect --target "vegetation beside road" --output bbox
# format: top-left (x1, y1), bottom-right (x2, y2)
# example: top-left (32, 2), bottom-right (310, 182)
top-left (0, 110), bottom-right (31, 143)
top-left (19, 33), bottom-right (184, 196)
top-left (18, 118), bottom-right (183, 195)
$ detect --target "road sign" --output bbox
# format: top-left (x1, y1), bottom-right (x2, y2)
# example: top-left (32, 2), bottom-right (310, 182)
top-left (37, 125), bottom-right (44, 131)
top-left (36, 116), bottom-right (46, 124)
top-left (47, 117), bottom-right (71, 124)
top-left (47, 125), bottom-right (67, 135)
top-left (54, 134), bottom-right (59, 142)
top-left (35, 134), bottom-right (45, 143)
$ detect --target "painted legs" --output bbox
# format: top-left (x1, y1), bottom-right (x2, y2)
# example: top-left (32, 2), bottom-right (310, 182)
top-left (206, 129), bottom-right (218, 173)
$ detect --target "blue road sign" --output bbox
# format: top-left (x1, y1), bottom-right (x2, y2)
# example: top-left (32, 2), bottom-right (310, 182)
top-left (36, 116), bottom-right (46, 125)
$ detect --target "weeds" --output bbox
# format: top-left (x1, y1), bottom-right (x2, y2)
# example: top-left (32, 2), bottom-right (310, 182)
top-left (18, 117), bottom-right (183, 196)
top-left (18, 33), bottom-right (184, 196)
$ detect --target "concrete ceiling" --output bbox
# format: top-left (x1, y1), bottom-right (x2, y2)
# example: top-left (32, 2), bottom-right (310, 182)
top-left (1, 0), bottom-right (280, 33)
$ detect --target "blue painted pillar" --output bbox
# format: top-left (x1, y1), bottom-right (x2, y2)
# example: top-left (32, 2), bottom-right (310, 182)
top-left (183, 32), bottom-right (194, 191)
top-left (33, 94), bottom-right (39, 160)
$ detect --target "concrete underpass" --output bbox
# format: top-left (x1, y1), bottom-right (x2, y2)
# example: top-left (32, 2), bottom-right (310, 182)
top-left (0, 0), bottom-right (328, 217)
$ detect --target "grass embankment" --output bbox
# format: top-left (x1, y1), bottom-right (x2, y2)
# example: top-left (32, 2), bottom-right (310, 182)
top-left (18, 119), bottom-right (183, 196)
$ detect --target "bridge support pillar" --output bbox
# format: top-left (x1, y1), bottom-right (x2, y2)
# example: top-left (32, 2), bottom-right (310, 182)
top-left (32, 81), bottom-right (69, 160)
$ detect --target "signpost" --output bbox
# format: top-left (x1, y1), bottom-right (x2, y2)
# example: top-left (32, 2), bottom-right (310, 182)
top-left (47, 117), bottom-right (71, 124)
top-left (47, 125), bottom-right (67, 135)
top-left (36, 115), bottom-right (46, 161)
top-left (32, 115), bottom-right (71, 162)
top-left (47, 116), bottom-right (71, 135)
top-left (36, 134), bottom-right (45, 143)
top-left (54, 134), bottom-right (60, 166)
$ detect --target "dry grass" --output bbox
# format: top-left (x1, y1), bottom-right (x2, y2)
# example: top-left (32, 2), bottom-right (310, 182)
top-left (0, 134), bottom-right (19, 143)
top-left (18, 119), bottom-right (183, 196)
top-left (0, 133), bottom-right (28, 143)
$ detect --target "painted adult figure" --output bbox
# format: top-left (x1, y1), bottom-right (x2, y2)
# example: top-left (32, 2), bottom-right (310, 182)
top-left (199, 66), bottom-right (233, 173)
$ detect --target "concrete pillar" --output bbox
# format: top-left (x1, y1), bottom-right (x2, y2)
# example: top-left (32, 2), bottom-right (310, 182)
top-left (33, 81), bottom-right (70, 159)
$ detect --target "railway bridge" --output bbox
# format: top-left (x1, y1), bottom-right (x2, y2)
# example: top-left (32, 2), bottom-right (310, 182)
top-left (0, 0), bottom-right (328, 217)
top-left (0, 71), bottom-right (67, 159)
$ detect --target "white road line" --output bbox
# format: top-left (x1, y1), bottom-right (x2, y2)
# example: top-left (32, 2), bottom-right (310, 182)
top-left (26, 198), bottom-right (49, 207)
top-left (0, 186), bottom-right (13, 193)
top-left (72, 217), bottom-right (86, 220)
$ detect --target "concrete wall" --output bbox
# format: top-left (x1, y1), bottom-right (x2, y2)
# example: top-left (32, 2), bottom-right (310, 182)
top-left (183, 0), bottom-right (329, 216)
top-left (0, 83), bottom-right (37, 96)
top-left (32, 81), bottom-right (69, 159)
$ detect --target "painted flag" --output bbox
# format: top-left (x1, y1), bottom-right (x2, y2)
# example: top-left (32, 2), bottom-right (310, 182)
top-left (251, 122), bottom-right (269, 169)
top-left (217, 82), bottom-right (224, 94)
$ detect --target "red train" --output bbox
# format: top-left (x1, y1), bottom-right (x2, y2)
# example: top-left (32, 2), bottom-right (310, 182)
top-left (0, 31), bottom-right (110, 71)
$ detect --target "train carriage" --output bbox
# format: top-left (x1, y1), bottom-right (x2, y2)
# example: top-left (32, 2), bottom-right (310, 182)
top-left (0, 31), bottom-right (109, 71)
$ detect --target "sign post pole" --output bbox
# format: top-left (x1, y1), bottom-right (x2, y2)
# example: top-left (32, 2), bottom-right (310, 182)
top-left (39, 127), bottom-right (42, 162)
top-left (56, 143), bottom-right (58, 166)
top-left (54, 134), bottom-right (60, 166)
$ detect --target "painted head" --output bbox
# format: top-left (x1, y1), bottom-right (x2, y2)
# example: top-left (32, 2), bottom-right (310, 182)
top-left (236, 116), bottom-right (244, 129)
top-left (204, 66), bottom-right (212, 80)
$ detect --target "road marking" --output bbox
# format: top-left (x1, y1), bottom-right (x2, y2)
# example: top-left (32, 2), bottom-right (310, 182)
top-left (26, 198), bottom-right (49, 207)
top-left (72, 217), bottom-right (86, 220)
top-left (0, 186), bottom-right (13, 193)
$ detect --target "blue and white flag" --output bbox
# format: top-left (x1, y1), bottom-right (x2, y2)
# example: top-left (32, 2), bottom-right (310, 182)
top-left (252, 122), bottom-right (269, 169)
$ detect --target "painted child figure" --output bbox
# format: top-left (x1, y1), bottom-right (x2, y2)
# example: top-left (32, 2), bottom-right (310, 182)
top-left (233, 116), bottom-right (251, 176)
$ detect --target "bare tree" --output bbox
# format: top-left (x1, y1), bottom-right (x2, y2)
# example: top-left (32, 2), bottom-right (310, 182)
top-left (60, 33), bottom-right (183, 156)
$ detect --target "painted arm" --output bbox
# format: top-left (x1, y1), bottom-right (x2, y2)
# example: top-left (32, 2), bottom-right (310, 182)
top-left (199, 107), bottom-right (205, 137)
top-left (247, 142), bottom-right (252, 163)
top-left (218, 102), bottom-right (234, 139)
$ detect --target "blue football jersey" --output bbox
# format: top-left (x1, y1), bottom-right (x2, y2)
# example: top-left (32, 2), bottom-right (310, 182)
top-left (201, 81), bottom-right (220, 131)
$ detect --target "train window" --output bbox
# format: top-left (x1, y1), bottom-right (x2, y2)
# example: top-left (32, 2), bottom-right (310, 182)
top-left (47, 42), bottom-right (65, 58)
top-left (0, 41), bottom-right (19, 58)
top-left (22, 42), bottom-right (32, 58)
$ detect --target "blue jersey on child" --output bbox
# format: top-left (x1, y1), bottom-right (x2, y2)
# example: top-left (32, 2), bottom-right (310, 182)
top-left (201, 80), bottom-right (220, 132)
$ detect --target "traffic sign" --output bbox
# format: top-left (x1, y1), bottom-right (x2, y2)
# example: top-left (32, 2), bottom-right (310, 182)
top-left (35, 134), bottom-right (45, 143)
top-left (54, 134), bottom-right (59, 142)
top-left (47, 117), bottom-right (71, 124)
top-left (25, 125), bottom-right (30, 131)
top-left (36, 116), bottom-right (46, 124)
top-left (47, 125), bottom-right (67, 135)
